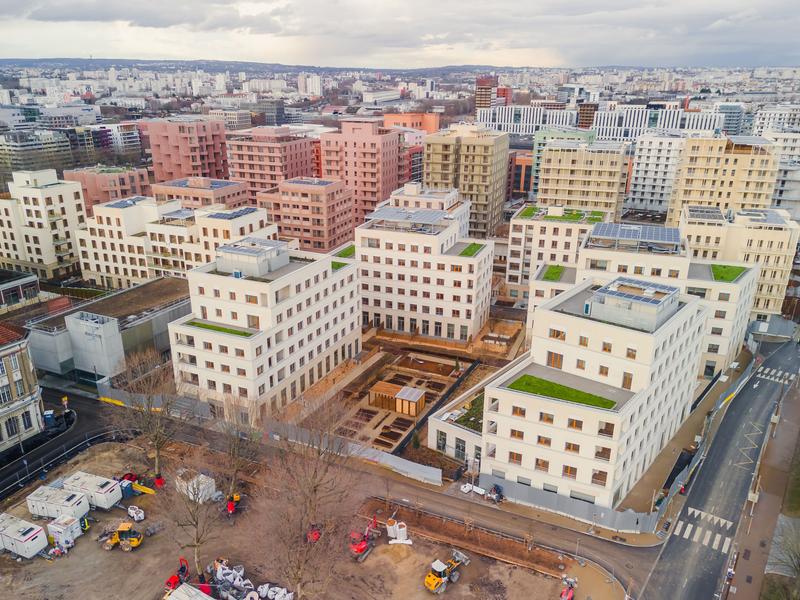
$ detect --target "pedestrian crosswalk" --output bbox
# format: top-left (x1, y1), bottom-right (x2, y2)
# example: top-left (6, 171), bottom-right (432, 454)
top-left (669, 507), bottom-right (734, 555)
top-left (756, 366), bottom-right (797, 384)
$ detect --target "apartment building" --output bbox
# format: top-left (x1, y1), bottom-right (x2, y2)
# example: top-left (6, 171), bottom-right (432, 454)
top-left (424, 124), bottom-right (510, 239)
top-left (138, 117), bottom-right (228, 182)
top-left (666, 135), bottom-right (778, 226)
top-left (763, 129), bottom-right (800, 219)
top-left (531, 127), bottom-right (596, 197)
top-left (537, 140), bottom-right (628, 220)
top-left (356, 182), bottom-right (492, 341)
top-left (0, 324), bottom-right (44, 454)
top-left (320, 119), bottom-right (402, 223)
top-left (0, 130), bottom-right (73, 191)
top-left (474, 76), bottom-right (499, 113)
top-left (481, 277), bottom-right (705, 508)
top-left (208, 109), bottom-right (252, 131)
top-left (505, 205), bottom-right (607, 302)
top-left (625, 131), bottom-right (687, 213)
top-left (226, 126), bottom-right (315, 205)
top-left (476, 105), bottom-right (578, 136)
top-left (590, 105), bottom-right (722, 141)
top-left (680, 206), bottom-right (799, 322)
top-left (168, 237), bottom-right (361, 424)
top-left (752, 105), bottom-right (800, 135)
top-left (383, 113), bottom-right (440, 134)
top-left (86, 122), bottom-right (142, 156)
top-left (76, 197), bottom-right (276, 288)
top-left (0, 170), bottom-right (86, 279)
top-left (256, 177), bottom-right (354, 253)
top-left (63, 165), bottom-right (151, 216)
top-left (151, 177), bottom-right (248, 209)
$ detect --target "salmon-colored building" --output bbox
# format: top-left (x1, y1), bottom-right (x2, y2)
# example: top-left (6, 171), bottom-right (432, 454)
top-left (383, 112), bottom-right (440, 134)
top-left (320, 119), bottom-right (402, 223)
top-left (226, 126), bottom-right (315, 205)
top-left (151, 177), bottom-right (248, 209)
top-left (256, 177), bottom-right (354, 252)
top-left (138, 117), bottom-right (228, 182)
top-left (63, 165), bottom-right (150, 216)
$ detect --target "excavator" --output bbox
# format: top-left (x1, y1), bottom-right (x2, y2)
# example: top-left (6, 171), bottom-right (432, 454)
top-left (424, 549), bottom-right (470, 594)
top-left (348, 514), bottom-right (382, 562)
top-left (102, 522), bottom-right (144, 552)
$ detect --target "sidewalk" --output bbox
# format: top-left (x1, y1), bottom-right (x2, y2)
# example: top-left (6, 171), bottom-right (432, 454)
top-left (727, 380), bottom-right (800, 599)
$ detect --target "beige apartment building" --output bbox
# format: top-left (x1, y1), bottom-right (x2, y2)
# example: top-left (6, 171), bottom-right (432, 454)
top-left (481, 277), bottom-right (705, 508)
top-left (679, 206), bottom-right (800, 322)
top-left (355, 182), bottom-right (493, 341)
top-left (424, 124), bottom-right (509, 239)
top-left (536, 140), bottom-right (629, 221)
top-left (151, 177), bottom-right (248, 210)
top-left (76, 197), bottom-right (276, 289)
top-left (666, 135), bottom-right (778, 226)
top-left (168, 237), bottom-right (361, 424)
top-left (0, 170), bottom-right (86, 279)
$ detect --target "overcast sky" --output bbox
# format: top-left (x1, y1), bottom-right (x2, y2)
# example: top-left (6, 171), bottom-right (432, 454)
top-left (0, 0), bottom-right (797, 69)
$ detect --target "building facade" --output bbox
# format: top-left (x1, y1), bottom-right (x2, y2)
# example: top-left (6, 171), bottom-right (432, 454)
top-left (138, 117), bottom-right (228, 182)
top-left (0, 324), bottom-right (44, 455)
top-left (625, 131), bottom-right (686, 213)
top-left (383, 113), bottom-right (441, 134)
top-left (151, 177), bottom-right (248, 209)
top-left (63, 165), bottom-right (151, 216)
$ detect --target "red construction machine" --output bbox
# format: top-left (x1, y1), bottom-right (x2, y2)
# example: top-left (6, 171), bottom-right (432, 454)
top-left (348, 514), bottom-right (382, 562)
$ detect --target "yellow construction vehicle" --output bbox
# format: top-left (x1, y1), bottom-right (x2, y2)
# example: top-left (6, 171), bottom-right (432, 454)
top-left (102, 522), bottom-right (144, 552)
top-left (424, 549), bottom-right (470, 594)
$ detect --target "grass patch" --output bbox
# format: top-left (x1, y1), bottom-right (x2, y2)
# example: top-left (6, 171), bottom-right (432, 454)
top-left (518, 206), bottom-right (538, 218)
top-left (455, 393), bottom-right (484, 432)
top-left (459, 243), bottom-right (484, 257)
top-left (542, 265), bottom-right (565, 282)
top-left (508, 374), bottom-right (616, 409)
top-left (588, 211), bottom-right (605, 223)
top-left (335, 245), bottom-right (355, 258)
top-left (331, 261), bottom-right (347, 271)
top-left (543, 210), bottom-right (583, 222)
top-left (187, 320), bottom-right (254, 337)
top-left (711, 264), bottom-right (746, 282)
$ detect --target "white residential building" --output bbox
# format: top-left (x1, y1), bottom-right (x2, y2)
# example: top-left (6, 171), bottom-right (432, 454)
top-left (476, 105), bottom-right (578, 135)
top-left (355, 183), bottom-right (493, 342)
top-left (481, 277), bottom-right (705, 508)
top-left (752, 105), bottom-right (800, 135)
top-left (0, 170), bottom-right (86, 279)
top-left (625, 131), bottom-right (687, 213)
top-left (763, 130), bottom-right (800, 219)
top-left (168, 237), bottom-right (361, 424)
top-left (591, 106), bottom-right (722, 141)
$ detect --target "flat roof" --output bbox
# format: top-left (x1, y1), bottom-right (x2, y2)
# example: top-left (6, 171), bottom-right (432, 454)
top-left (737, 209), bottom-right (788, 225)
top-left (206, 207), bottom-right (258, 220)
top-left (159, 178), bottom-right (238, 190)
top-left (32, 277), bottom-right (189, 331)
top-left (728, 135), bottom-right (772, 146)
top-left (0, 268), bottom-right (35, 285)
top-left (218, 237), bottom-right (286, 256)
top-left (591, 223), bottom-right (681, 245)
top-left (106, 196), bottom-right (150, 209)
top-left (285, 177), bottom-right (336, 186)
top-left (367, 206), bottom-right (448, 225)
top-left (686, 206), bottom-right (726, 221)
top-left (597, 277), bottom-right (679, 306)
top-left (535, 265), bottom-right (577, 283)
top-left (162, 208), bottom-right (195, 220)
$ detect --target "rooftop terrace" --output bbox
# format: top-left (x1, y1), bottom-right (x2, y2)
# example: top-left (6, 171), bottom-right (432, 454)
top-left (515, 205), bottom-right (605, 223)
top-left (159, 178), bottom-right (239, 190)
top-left (585, 222), bottom-right (683, 254)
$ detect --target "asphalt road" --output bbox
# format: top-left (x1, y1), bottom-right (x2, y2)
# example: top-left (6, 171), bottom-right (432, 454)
top-left (641, 342), bottom-right (799, 599)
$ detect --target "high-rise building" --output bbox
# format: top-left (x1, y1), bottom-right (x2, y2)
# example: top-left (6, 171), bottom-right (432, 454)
top-left (424, 124), bottom-right (510, 238)
top-left (87, 122), bottom-right (142, 156)
top-left (752, 105), bottom-right (800, 135)
top-left (576, 103), bottom-right (599, 129)
top-left (226, 126), bottom-right (315, 205)
top-left (476, 105), bottom-right (577, 136)
top-left (257, 177), bottom-right (354, 253)
top-left (355, 182), bottom-right (493, 341)
top-left (208, 109), bottom-right (252, 131)
top-left (0, 130), bottom-right (73, 191)
top-left (320, 119), bottom-right (402, 223)
top-left (383, 113), bottom-right (441, 134)
top-left (0, 323), bottom-right (45, 454)
top-left (713, 102), bottom-right (746, 136)
top-left (138, 117), bottom-right (228, 182)
top-left (0, 170), bottom-right (86, 279)
top-left (168, 237), bottom-right (361, 423)
top-left (666, 135), bottom-right (778, 226)
top-left (63, 165), bottom-right (151, 216)
top-left (474, 76), bottom-right (498, 114)
top-left (763, 129), bottom-right (800, 218)
top-left (625, 131), bottom-right (687, 213)
top-left (151, 177), bottom-right (248, 209)
top-left (531, 127), bottom-right (597, 197)
top-left (537, 140), bottom-right (628, 221)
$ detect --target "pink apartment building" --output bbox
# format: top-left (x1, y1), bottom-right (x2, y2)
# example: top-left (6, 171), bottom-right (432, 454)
top-left (151, 177), bottom-right (248, 209)
top-left (137, 117), bottom-right (228, 182)
top-left (256, 177), bottom-right (355, 252)
top-left (320, 119), bottom-right (402, 223)
top-left (63, 165), bottom-right (150, 216)
top-left (226, 126), bottom-right (315, 205)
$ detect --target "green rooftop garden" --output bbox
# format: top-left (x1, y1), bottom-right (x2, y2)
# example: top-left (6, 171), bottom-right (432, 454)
top-left (455, 393), bottom-right (484, 432)
top-left (518, 206), bottom-right (539, 218)
top-left (508, 374), bottom-right (616, 409)
top-left (187, 320), bottom-right (254, 337)
top-left (459, 243), bottom-right (484, 257)
top-left (331, 261), bottom-right (347, 271)
top-left (335, 245), bottom-right (355, 258)
top-left (711, 264), bottom-right (746, 282)
top-left (542, 265), bottom-right (565, 282)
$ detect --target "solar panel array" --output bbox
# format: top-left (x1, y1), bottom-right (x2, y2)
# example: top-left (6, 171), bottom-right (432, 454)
top-left (591, 223), bottom-right (680, 245)
top-left (106, 196), bottom-right (149, 209)
top-left (369, 206), bottom-right (448, 225)
top-left (163, 208), bottom-right (194, 220)
top-left (687, 206), bottom-right (725, 220)
top-left (597, 277), bottom-right (679, 306)
top-left (207, 207), bottom-right (258, 220)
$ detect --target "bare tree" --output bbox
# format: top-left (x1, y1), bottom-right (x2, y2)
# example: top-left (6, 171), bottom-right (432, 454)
top-left (246, 402), bottom-right (362, 599)
top-left (217, 400), bottom-right (262, 498)
top-left (771, 519), bottom-right (800, 599)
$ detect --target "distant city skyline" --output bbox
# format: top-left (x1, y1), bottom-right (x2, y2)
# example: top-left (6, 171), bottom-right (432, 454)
top-left (0, 1), bottom-right (798, 69)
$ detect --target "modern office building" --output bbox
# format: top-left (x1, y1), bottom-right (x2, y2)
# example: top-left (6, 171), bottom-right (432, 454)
top-left (0, 323), bottom-right (44, 454)
top-left (480, 277), bottom-right (705, 509)
top-left (355, 182), bottom-right (493, 341)
top-left (168, 237), bottom-right (361, 424)
top-left (63, 165), bottom-right (151, 216)
top-left (138, 117), bottom-right (228, 182)
top-left (424, 124), bottom-right (510, 238)
top-left (320, 119), bottom-right (402, 224)
top-left (625, 131), bottom-right (687, 213)
top-left (0, 170), bottom-right (86, 279)
top-left (151, 177), bottom-right (248, 209)
top-left (666, 135), bottom-right (778, 226)
top-left (226, 126), bottom-right (315, 205)
top-left (256, 177), bottom-right (354, 253)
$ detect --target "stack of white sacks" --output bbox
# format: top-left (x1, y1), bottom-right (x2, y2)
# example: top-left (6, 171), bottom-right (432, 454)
top-left (208, 559), bottom-right (294, 600)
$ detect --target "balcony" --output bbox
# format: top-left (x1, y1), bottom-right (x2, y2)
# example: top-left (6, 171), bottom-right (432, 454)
top-left (591, 471), bottom-right (608, 487)
top-left (597, 422), bottom-right (615, 438)
top-left (594, 447), bottom-right (611, 462)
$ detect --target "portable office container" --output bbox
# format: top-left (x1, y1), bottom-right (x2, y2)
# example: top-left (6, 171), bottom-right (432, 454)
top-left (0, 513), bottom-right (48, 559)
top-left (62, 471), bottom-right (122, 510)
top-left (26, 485), bottom-right (90, 519)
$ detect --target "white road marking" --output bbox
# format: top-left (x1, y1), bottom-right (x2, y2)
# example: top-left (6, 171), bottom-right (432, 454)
top-left (693, 527), bottom-right (703, 542)
top-left (722, 537), bottom-right (731, 553)
top-left (703, 530), bottom-right (712, 546)
top-left (688, 508), bottom-right (698, 518)
top-left (673, 520), bottom-right (684, 536)
top-left (713, 534), bottom-right (722, 550)
top-left (683, 524), bottom-right (693, 539)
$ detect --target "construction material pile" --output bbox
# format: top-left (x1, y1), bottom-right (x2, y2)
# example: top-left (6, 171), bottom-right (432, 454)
top-left (207, 558), bottom-right (294, 600)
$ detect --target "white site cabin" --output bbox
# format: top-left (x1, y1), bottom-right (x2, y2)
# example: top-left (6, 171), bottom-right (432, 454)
top-left (26, 485), bottom-right (90, 520)
top-left (61, 471), bottom-right (122, 510)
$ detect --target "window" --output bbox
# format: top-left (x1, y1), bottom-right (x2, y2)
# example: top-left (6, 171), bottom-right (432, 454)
top-left (715, 310), bottom-right (727, 319)
top-left (546, 351), bottom-right (563, 369)
top-left (455, 438), bottom-right (466, 461)
top-left (535, 458), bottom-right (549, 472)
top-left (21, 411), bottom-right (32, 430)
top-left (711, 327), bottom-right (723, 336)
top-left (598, 421), bottom-right (614, 437)
top-left (565, 442), bottom-right (580, 453)
top-left (567, 418), bottom-right (583, 431)
top-left (602, 341), bottom-right (612, 353)
top-left (510, 429), bottom-right (524, 440)
top-left (508, 451), bottom-right (522, 465)
top-left (599, 365), bottom-right (609, 377)
top-left (512, 406), bottom-right (526, 417)
top-left (579, 336), bottom-right (588, 347)
top-left (718, 292), bottom-right (730, 302)
top-left (626, 347), bottom-right (637, 359)
top-left (576, 359), bottom-right (585, 370)
top-left (549, 328), bottom-right (566, 341)
top-left (436, 430), bottom-right (446, 452)
top-left (708, 344), bottom-right (720, 354)
top-left (539, 411), bottom-right (553, 424)
top-left (537, 435), bottom-right (551, 447)
top-left (622, 372), bottom-right (633, 390)
top-left (562, 465), bottom-right (577, 480)
top-left (668, 269), bottom-right (679, 278)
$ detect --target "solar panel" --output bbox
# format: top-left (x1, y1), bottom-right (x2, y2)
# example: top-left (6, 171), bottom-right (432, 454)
top-left (368, 206), bottom-right (448, 225)
top-left (163, 208), bottom-right (194, 220)
top-left (207, 207), bottom-right (258, 220)
top-left (590, 223), bottom-right (680, 245)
